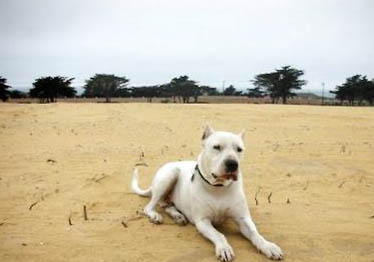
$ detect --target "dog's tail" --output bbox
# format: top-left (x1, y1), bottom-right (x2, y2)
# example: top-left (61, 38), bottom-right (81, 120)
top-left (131, 168), bottom-right (152, 197)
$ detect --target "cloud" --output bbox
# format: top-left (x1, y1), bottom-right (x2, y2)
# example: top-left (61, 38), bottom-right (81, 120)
top-left (1, 0), bottom-right (373, 92)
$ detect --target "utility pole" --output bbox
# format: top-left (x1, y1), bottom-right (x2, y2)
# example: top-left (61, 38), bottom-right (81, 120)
top-left (321, 82), bottom-right (325, 105)
top-left (222, 80), bottom-right (225, 95)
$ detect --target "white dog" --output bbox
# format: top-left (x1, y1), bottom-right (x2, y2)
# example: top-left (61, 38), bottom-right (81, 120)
top-left (131, 126), bottom-right (283, 261)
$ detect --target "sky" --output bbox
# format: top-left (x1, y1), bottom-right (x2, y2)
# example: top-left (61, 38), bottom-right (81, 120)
top-left (1, 0), bottom-right (373, 95)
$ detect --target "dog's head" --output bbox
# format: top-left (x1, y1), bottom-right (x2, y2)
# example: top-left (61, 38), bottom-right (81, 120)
top-left (199, 125), bottom-right (245, 185)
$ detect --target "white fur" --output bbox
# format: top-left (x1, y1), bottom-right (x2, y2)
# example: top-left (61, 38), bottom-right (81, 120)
top-left (131, 169), bottom-right (152, 197)
top-left (131, 126), bottom-right (283, 261)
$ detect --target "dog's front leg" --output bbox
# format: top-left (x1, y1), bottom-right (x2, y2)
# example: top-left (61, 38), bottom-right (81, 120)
top-left (195, 219), bottom-right (235, 262)
top-left (234, 216), bottom-right (283, 260)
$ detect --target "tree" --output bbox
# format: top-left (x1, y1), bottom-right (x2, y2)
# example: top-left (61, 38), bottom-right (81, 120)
top-left (252, 66), bottom-right (306, 104)
top-left (223, 85), bottom-right (242, 96)
top-left (330, 75), bottom-right (374, 106)
top-left (10, 90), bottom-right (28, 99)
top-left (168, 75), bottom-right (200, 103)
top-left (83, 74), bottom-right (129, 102)
top-left (200, 85), bottom-right (219, 96)
top-left (0, 76), bottom-right (11, 102)
top-left (364, 79), bottom-right (374, 105)
top-left (29, 76), bottom-right (76, 103)
top-left (330, 84), bottom-right (349, 105)
top-left (131, 85), bottom-right (161, 102)
top-left (223, 85), bottom-right (236, 96)
top-left (247, 87), bottom-right (265, 98)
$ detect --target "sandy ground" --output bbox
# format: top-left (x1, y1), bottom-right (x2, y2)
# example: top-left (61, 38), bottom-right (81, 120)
top-left (0, 103), bottom-right (373, 262)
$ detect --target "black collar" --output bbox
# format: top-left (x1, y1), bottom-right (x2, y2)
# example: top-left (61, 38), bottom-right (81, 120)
top-left (192, 165), bottom-right (224, 187)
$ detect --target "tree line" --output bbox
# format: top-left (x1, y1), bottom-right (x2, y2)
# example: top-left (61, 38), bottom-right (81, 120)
top-left (1, 66), bottom-right (374, 105)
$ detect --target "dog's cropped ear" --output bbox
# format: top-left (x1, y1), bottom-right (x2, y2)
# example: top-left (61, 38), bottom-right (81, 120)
top-left (202, 125), bottom-right (214, 140)
top-left (238, 129), bottom-right (245, 140)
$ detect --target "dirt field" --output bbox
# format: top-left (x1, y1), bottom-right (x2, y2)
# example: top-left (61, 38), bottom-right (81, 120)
top-left (0, 103), bottom-right (373, 262)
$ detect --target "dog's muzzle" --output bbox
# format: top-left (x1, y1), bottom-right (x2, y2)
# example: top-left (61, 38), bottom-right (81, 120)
top-left (221, 159), bottom-right (239, 181)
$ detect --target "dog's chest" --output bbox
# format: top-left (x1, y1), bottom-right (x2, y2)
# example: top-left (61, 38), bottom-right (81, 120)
top-left (200, 195), bottom-right (233, 224)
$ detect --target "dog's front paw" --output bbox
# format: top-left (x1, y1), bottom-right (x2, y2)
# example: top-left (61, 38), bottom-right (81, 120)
top-left (215, 244), bottom-right (235, 262)
top-left (258, 241), bottom-right (283, 260)
top-left (173, 214), bottom-right (187, 226)
top-left (149, 213), bottom-right (163, 224)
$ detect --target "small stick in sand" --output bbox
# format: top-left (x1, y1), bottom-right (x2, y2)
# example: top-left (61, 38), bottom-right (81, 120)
top-left (254, 186), bottom-right (261, 206)
top-left (29, 201), bottom-right (39, 211)
top-left (139, 150), bottom-right (145, 160)
top-left (135, 162), bottom-right (148, 167)
top-left (287, 198), bottom-right (291, 204)
top-left (340, 145), bottom-right (346, 153)
top-left (83, 205), bottom-right (88, 221)
top-left (267, 192), bottom-right (272, 204)
top-left (68, 214), bottom-right (73, 226)
top-left (121, 221), bottom-right (128, 228)
top-left (94, 173), bottom-right (107, 183)
top-left (303, 181), bottom-right (309, 191)
top-left (338, 181), bottom-right (346, 188)
top-left (127, 215), bottom-right (145, 224)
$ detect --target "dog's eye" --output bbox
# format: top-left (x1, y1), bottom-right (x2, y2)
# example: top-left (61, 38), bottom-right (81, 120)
top-left (237, 147), bottom-right (243, 153)
top-left (213, 145), bottom-right (221, 151)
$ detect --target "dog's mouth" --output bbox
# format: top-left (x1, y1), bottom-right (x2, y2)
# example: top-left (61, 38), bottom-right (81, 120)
top-left (212, 171), bottom-right (238, 181)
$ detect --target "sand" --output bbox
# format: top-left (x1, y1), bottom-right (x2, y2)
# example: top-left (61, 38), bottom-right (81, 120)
top-left (0, 103), bottom-right (373, 262)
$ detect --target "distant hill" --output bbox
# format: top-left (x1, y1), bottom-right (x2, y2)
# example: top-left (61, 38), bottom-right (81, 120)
top-left (295, 92), bottom-right (322, 100)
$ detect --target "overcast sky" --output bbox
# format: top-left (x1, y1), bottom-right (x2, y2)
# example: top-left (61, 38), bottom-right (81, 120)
top-left (1, 0), bottom-right (373, 94)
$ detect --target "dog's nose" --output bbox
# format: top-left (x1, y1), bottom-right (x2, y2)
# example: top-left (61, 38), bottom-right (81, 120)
top-left (225, 159), bottom-right (238, 172)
